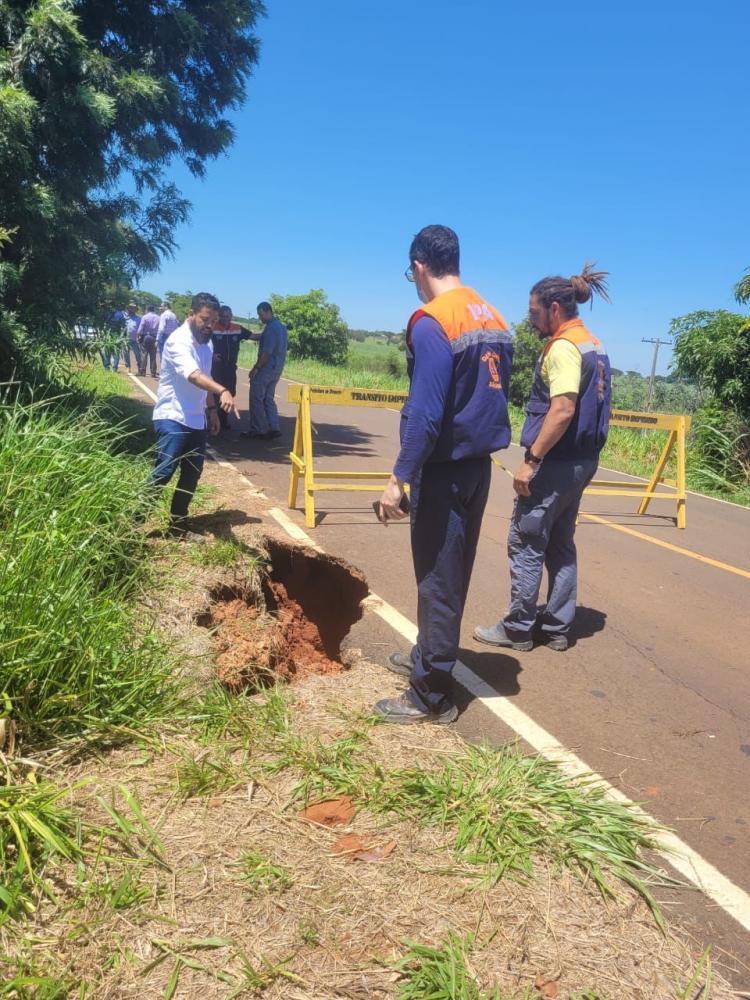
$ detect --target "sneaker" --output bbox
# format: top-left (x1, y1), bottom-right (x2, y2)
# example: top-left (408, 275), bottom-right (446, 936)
top-left (240, 430), bottom-right (267, 439)
top-left (373, 689), bottom-right (458, 726)
top-left (473, 623), bottom-right (533, 651)
top-left (386, 651), bottom-right (412, 677)
top-left (266, 429), bottom-right (282, 439)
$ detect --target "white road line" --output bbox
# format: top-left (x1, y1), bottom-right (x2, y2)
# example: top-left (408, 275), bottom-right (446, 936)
top-left (129, 368), bottom-right (750, 930)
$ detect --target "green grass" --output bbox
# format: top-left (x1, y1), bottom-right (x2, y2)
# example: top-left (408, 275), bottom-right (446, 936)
top-left (393, 934), bottom-right (507, 1000)
top-left (235, 850), bottom-right (292, 896)
top-left (0, 396), bottom-right (176, 747)
top-left (0, 767), bottom-right (83, 922)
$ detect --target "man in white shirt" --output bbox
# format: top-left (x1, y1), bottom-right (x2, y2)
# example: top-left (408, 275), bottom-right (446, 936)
top-left (149, 292), bottom-right (239, 537)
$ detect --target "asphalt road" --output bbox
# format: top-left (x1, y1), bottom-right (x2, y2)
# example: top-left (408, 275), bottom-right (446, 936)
top-left (136, 369), bottom-right (750, 982)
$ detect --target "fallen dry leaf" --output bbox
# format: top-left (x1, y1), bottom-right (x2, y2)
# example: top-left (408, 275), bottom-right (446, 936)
top-left (331, 834), bottom-right (397, 863)
top-left (332, 833), bottom-right (367, 855)
top-left (353, 841), bottom-right (396, 863)
top-left (534, 973), bottom-right (560, 998)
top-left (300, 796), bottom-right (355, 827)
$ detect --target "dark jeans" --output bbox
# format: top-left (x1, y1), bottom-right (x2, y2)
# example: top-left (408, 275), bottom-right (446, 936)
top-left (139, 336), bottom-right (158, 376)
top-left (408, 456), bottom-right (491, 713)
top-left (148, 419), bottom-right (207, 530)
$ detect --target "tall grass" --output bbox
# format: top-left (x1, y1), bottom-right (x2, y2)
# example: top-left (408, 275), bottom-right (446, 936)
top-left (0, 397), bottom-right (175, 747)
top-left (239, 338), bottom-right (409, 391)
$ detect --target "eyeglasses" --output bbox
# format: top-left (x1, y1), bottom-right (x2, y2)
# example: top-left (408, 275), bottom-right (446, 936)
top-left (404, 265), bottom-right (415, 283)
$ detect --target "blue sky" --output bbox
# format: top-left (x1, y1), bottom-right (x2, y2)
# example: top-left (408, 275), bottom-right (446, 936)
top-left (148, 0), bottom-right (749, 374)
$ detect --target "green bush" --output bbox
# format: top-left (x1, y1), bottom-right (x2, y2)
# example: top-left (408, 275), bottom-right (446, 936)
top-left (0, 398), bottom-right (174, 746)
top-left (271, 289), bottom-right (349, 366)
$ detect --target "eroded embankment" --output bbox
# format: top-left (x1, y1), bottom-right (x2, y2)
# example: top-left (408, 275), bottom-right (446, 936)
top-left (196, 538), bottom-right (369, 691)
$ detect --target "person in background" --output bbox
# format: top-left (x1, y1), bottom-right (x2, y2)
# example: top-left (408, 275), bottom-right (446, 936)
top-left (137, 305), bottom-right (161, 377)
top-left (100, 310), bottom-right (121, 372)
top-left (373, 224), bottom-right (513, 725)
top-left (121, 302), bottom-right (142, 374)
top-left (241, 301), bottom-right (288, 440)
top-left (148, 292), bottom-right (239, 538)
top-left (157, 300), bottom-right (179, 358)
top-left (474, 265), bottom-right (611, 653)
top-left (211, 304), bottom-right (256, 431)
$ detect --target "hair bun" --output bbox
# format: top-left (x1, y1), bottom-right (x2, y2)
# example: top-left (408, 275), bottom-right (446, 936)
top-left (570, 274), bottom-right (592, 304)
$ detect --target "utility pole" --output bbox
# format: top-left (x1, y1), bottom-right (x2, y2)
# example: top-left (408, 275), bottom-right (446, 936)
top-left (642, 337), bottom-right (672, 411)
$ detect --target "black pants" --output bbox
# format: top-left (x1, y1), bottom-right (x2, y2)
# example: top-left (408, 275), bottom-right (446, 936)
top-left (212, 361), bottom-right (237, 428)
top-left (139, 336), bottom-right (158, 376)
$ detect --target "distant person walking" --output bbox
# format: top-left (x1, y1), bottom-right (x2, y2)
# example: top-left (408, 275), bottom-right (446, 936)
top-left (148, 292), bottom-right (239, 537)
top-left (373, 225), bottom-right (513, 725)
top-left (121, 302), bottom-right (142, 374)
top-left (211, 305), bottom-right (256, 431)
top-left (157, 300), bottom-right (179, 358)
top-left (241, 302), bottom-right (288, 440)
top-left (474, 265), bottom-right (611, 653)
top-left (137, 306), bottom-right (160, 377)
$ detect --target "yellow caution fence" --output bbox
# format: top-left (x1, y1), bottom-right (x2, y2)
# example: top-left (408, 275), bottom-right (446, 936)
top-left (287, 384), bottom-right (408, 527)
top-left (287, 384), bottom-right (691, 529)
top-left (586, 409), bottom-right (692, 529)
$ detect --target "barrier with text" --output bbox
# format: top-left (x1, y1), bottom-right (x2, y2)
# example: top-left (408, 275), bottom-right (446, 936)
top-left (287, 385), bottom-right (691, 529)
top-left (287, 384), bottom-right (409, 528)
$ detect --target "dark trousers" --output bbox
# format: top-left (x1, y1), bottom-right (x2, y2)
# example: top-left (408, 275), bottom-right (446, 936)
top-left (409, 457), bottom-right (491, 712)
top-left (148, 419), bottom-right (207, 530)
top-left (212, 361), bottom-right (237, 428)
top-left (139, 336), bottom-right (158, 376)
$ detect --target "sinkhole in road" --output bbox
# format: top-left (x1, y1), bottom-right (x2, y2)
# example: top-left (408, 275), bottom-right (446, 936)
top-left (196, 538), bottom-right (369, 692)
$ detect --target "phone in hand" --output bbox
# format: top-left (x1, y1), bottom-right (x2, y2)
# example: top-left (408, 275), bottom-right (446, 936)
top-left (372, 493), bottom-right (410, 522)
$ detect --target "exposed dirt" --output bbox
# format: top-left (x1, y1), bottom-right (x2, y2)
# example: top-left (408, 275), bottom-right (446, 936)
top-left (197, 539), bottom-right (369, 692)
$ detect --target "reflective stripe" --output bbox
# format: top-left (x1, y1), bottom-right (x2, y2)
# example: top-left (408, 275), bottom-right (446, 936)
top-left (449, 327), bottom-right (513, 354)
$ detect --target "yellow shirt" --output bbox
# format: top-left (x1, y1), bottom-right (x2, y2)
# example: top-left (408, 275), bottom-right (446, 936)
top-left (541, 339), bottom-right (582, 397)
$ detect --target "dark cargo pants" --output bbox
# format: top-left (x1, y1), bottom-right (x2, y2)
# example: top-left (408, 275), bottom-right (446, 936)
top-left (408, 457), bottom-right (492, 713)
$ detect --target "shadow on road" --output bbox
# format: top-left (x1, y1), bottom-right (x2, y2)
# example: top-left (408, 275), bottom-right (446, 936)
top-left (455, 647), bottom-right (522, 704)
top-left (568, 605), bottom-right (607, 646)
top-left (218, 413), bottom-right (381, 463)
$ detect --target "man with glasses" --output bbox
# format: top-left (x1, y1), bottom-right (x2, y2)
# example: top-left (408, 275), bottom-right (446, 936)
top-left (373, 225), bottom-right (513, 725)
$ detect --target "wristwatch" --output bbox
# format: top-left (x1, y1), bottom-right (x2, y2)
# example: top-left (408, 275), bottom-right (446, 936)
top-left (524, 448), bottom-right (543, 466)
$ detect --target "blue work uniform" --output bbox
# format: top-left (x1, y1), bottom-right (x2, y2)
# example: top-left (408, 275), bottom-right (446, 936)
top-left (394, 286), bottom-right (513, 713)
top-left (504, 319), bottom-right (611, 641)
top-left (249, 317), bottom-right (288, 435)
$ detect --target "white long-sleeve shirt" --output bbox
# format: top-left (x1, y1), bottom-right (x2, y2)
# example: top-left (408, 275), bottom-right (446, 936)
top-left (152, 322), bottom-right (213, 429)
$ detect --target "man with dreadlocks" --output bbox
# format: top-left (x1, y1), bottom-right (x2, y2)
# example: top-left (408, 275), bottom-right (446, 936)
top-left (474, 264), bottom-right (611, 653)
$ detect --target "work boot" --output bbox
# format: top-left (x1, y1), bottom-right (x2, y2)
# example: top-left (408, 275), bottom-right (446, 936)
top-left (374, 689), bottom-right (458, 726)
top-left (473, 623), bottom-right (533, 651)
top-left (386, 651), bottom-right (412, 677)
top-left (536, 633), bottom-right (569, 652)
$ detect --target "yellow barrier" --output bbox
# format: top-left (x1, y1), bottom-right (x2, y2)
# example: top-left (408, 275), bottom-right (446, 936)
top-left (287, 385), bottom-right (692, 529)
top-left (587, 409), bottom-right (692, 528)
top-left (287, 384), bottom-right (408, 527)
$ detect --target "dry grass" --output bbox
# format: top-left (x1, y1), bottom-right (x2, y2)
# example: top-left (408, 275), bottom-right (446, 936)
top-left (0, 461), bottom-right (735, 1000)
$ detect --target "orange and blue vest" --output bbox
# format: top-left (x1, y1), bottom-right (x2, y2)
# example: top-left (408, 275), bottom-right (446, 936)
top-left (520, 318), bottom-right (611, 460)
top-left (211, 322), bottom-right (252, 370)
top-left (398, 286), bottom-right (513, 472)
